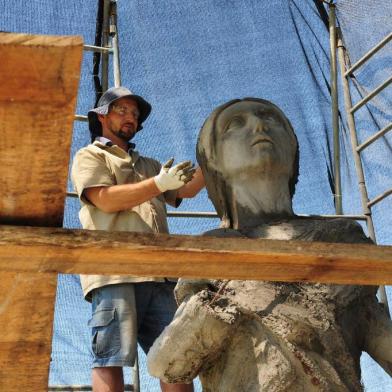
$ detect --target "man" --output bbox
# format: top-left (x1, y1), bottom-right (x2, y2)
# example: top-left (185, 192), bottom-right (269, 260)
top-left (71, 86), bottom-right (203, 392)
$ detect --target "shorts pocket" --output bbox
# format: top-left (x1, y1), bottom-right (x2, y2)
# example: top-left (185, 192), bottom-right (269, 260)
top-left (88, 308), bottom-right (120, 358)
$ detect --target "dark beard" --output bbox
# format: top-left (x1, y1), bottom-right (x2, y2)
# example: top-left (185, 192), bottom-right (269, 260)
top-left (112, 127), bottom-right (136, 142)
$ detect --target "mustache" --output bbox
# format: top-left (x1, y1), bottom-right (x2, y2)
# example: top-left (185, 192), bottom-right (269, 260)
top-left (121, 122), bottom-right (136, 129)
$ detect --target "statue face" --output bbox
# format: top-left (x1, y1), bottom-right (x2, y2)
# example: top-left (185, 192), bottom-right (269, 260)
top-left (215, 101), bottom-right (297, 179)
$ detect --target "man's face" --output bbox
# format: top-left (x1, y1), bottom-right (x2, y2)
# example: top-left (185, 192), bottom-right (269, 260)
top-left (99, 97), bottom-right (140, 141)
top-left (215, 101), bottom-right (297, 180)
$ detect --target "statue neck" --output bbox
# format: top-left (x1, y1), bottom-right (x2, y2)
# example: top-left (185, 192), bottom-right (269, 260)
top-left (228, 177), bottom-right (294, 229)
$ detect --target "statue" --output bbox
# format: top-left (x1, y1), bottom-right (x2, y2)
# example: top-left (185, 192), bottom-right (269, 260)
top-left (147, 98), bottom-right (392, 391)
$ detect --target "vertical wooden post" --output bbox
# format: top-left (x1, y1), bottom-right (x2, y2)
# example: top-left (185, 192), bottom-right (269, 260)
top-left (0, 272), bottom-right (58, 391)
top-left (0, 32), bottom-right (83, 390)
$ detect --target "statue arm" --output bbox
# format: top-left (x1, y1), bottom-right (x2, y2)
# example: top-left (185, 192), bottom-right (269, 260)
top-left (147, 290), bottom-right (241, 383)
top-left (174, 278), bottom-right (216, 304)
top-left (148, 228), bottom-right (245, 383)
top-left (363, 303), bottom-right (392, 376)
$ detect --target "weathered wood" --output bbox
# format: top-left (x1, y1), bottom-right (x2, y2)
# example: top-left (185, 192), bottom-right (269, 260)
top-left (0, 33), bottom-right (83, 227)
top-left (0, 225), bottom-right (391, 285)
top-left (0, 271), bottom-right (57, 392)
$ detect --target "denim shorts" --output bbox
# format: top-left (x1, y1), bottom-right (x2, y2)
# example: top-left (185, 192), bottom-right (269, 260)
top-left (88, 281), bottom-right (177, 368)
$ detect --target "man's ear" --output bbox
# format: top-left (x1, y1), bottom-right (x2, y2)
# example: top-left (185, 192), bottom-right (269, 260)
top-left (97, 114), bottom-right (105, 124)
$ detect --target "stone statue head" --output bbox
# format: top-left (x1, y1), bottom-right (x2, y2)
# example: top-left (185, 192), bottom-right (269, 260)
top-left (197, 98), bottom-right (299, 228)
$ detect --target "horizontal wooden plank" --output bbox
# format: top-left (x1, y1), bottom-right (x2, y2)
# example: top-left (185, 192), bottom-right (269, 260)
top-left (0, 272), bottom-right (57, 392)
top-left (0, 225), bottom-right (391, 285)
top-left (0, 33), bottom-right (83, 227)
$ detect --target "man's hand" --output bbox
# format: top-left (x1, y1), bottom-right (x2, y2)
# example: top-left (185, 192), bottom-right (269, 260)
top-left (154, 158), bottom-right (196, 192)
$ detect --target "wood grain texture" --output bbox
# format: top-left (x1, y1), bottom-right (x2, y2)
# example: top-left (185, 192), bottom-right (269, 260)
top-left (0, 33), bottom-right (83, 227)
top-left (0, 271), bottom-right (57, 392)
top-left (0, 225), bottom-right (391, 285)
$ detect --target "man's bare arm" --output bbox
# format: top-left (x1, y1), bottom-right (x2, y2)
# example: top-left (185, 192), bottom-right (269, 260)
top-left (84, 178), bottom-right (162, 213)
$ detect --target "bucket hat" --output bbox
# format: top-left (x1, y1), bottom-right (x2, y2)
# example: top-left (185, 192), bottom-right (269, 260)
top-left (88, 86), bottom-right (152, 138)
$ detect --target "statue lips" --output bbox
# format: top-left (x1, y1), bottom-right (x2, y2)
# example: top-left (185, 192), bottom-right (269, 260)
top-left (251, 137), bottom-right (273, 147)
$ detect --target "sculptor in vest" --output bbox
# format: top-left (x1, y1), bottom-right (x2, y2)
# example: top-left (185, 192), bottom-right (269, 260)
top-left (147, 98), bottom-right (392, 391)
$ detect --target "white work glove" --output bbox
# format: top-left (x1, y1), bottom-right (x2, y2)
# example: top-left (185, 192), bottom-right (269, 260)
top-left (154, 158), bottom-right (195, 192)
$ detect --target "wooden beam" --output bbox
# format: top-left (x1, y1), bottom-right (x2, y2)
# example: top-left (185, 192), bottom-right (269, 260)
top-left (0, 33), bottom-right (83, 227)
top-left (0, 225), bottom-right (391, 285)
top-left (0, 272), bottom-right (57, 392)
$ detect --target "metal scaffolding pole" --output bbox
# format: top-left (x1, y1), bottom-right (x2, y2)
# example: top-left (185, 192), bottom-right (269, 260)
top-left (357, 122), bottom-right (392, 152)
top-left (350, 75), bottom-right (392, 114)
top-left (328, 3), bottom-right (342, 214)
top-left (100, 0), bottom-right (111, 92)
top-left (345, 32), bottom-right (392, 77)
top-left (110, 0), bottom-right (121, 87)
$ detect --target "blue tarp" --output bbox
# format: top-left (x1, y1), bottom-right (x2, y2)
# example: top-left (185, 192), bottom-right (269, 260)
top-left (2, 0), bottom-right (391, 390)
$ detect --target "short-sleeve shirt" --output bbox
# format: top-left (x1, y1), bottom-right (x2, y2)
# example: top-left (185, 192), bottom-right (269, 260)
top-left (71, 140), bottom-right (179, 300)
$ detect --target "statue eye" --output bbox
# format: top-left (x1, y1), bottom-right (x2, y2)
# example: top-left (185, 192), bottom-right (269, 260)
top-left (226, 116), bottom-right (245, 131)
top-left (256, 111), bottom-right (278, 124)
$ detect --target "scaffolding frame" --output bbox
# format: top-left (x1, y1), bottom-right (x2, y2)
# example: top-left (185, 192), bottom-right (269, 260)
top-left (327, 3), bottom-right (392, 314)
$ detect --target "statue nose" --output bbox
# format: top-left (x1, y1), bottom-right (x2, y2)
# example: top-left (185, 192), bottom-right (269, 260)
top-left (250, 117), bottom-right (267, 133)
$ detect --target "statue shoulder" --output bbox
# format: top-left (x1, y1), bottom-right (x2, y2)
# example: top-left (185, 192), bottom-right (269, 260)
top-left (202, 228), bottom-right (247, 238)
top-left (301, 217), bottom-right (373, 244)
